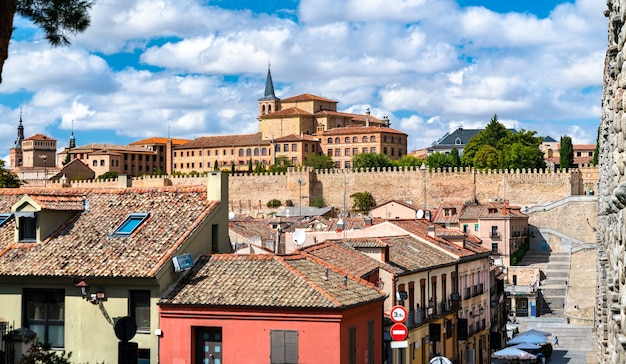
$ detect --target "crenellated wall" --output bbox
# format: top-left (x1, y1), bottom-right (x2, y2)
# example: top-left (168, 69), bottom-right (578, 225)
top-left (28, 166), bottom-right (591, 216)
top-left (597, 1), bottom-right (626, 363)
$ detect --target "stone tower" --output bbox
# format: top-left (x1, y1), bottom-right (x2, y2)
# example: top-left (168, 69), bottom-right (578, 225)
top-left (597, 1), bottom-right (626, 363)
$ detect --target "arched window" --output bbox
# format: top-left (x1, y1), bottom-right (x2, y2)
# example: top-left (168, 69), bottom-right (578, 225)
top-left (254, 148), bottom-right (259, 156)
top-left (262, 148), bottom-right (267, 156)
top-left (327, 138), bottom-right (333, 144)
top-left (398, 137), bottom-right (402, 143)
top-left (362, 136), bottom-right (368, 143)
top-left (239, 149), bottom-right (244, 157)
top-left (335, 137), bottom-right (340, 144)
top-left (268, 105), bottom-right (272, 113)
top-left (455, 138), bottom-right (462, 145)
top-left (383, 135), bottom-right (388, 142)
top-left (353, 136), bottom-right (358, 142)
top-left (100, 160), bottom-right (105, 166)
top-left (391, 137), bottom-right (395, 143)
top-left (246, 148), bottom-right (252, 156)
top-left (345, 137), bottom-right (350, 143)
top-left (92, 160), bottom-right (97, 167)
top-left (370, 136), bottom-right (376, 142)
top-left (262, 105), bottom-right (266, 114)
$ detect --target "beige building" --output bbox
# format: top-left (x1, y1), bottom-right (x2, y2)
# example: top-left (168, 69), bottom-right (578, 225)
top-left (174, 68), bottom-right (408, 174)
top-left (9, 116), bottom-right (59, 180)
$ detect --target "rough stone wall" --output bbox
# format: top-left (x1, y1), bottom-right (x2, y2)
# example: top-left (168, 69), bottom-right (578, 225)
top-left (597, 2), bottom-right (626, 363)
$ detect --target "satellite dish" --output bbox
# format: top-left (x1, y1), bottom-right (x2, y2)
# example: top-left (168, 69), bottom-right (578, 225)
top-left (286, 209), bottom-right (290, 217)
top-left (416, 209), bottom-right (424, 219)
top-left (293, 229), bottom-right (306, 246)
top-left (228, 211), bottom-right (235, 220)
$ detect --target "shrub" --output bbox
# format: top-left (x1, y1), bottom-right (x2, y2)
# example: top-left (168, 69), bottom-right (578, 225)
top-left (311, 196), bottom-right (326, 208)
top-left (267, 199), bottom-right (282, 208)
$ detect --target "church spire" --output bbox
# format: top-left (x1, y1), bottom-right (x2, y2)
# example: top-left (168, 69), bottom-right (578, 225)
top-left (14, 108), bottom-right (24, 149)
top-left (69, 119), bottom-right (76, 149)
top-left (261, 64), bottom-right (278, 100)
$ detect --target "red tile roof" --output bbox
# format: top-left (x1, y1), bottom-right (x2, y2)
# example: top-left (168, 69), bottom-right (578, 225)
top-left (0, 187), bottom-right (219, 278)
top-left (259, 107), bottom-right (312, 118)
top-left (177, 133), bottom-right (270, 149)
top-left (159, 253), bottom-right (385, 308)
top-left (273, 134), bottom-right (320, 142)
top-left (321, 125), bottom-right (407, 136)
top-left (130, 137), bottom-right (191, 146)
top-left (280, 93), bottom-right (338, 103)
top-left (24, 134), bottom-right (56, 141)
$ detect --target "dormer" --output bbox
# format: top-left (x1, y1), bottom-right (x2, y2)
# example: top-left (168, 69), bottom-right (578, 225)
top-left (11, 194), bottom-right (85, 243)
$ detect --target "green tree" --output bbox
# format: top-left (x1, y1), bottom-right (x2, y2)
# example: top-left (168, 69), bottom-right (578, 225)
top-left (448, 148), bottom-right (461, 168)
top-left (20, 339), bottom-right (73, 364)
top-left (213, 160), bottom-right (219, 170)
top-left (62, 152), bottom-right (70, 166)
top-left (310, 196), bottom-right (326, 208)
top-left (230, 162), bottom-right (235, 173)
top-left (352, 153), bottom-right (394, 170)
top-left (1, 0), bottom-right (93, 83)
top-left (248, 158), bottom-right (253, 172)
top-left (97, 171), bottom-right (119, 180)
top-left (498, 129), bottom-right (546, 170)
top-left (394, 154), bottom-right (424, 169)
top-left (461, 114), bottom-right (509, 167)
top-left (473, 145), bottom-right (500, 169)
top-left (559, 135), bottom-right (574, 169)
top-left (268, 156), bottom-right (292, 173)
top-left (351, 191), bottom-right (376, 212)
top-left (0, 159), bottom-right (23, 187)
top-left (303, 153), bottom-right (335, 170)
top-left (426, 152), bottom-right (450, 169)
top-left (266, 199), bottom-right (282, 208)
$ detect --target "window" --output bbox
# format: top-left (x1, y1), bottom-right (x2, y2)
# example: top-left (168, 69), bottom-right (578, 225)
top-left (291, 144), bottom-right (297, 152)
top-left (254, 148), bottom-right (259, 156)
top-left (455, 138), bottom-right (462, 145)
top-left (363, 147), bottom-right (368, 153)
top-left (335, 148), bottom-right (340, 156)
top-left (246, 148), bottom-right (252, 156)
top-left (348, 326), bottom-right (357, 364)
top-left (577, 152), bottom-right (582, 157)
top-left (304, 144), bottom-right (308, 152)
top-left (345, 148), bottom-right (351, 156)
top-left (463, 224), bottom-right (469, 233)
top-left (239, 149), bottom-right (244, 157)
top-left (327, 138), bottom-right (333, 144)
top-left (353, 136), bottom-right (358, 143)
top-left (275, 144), bottom-right (281, 152)
top-left (93, 160), bottom-right (97, 167)
top-left (370, 136), bottom-right (376, 142)
top-left (327, 149), bottom-right (333, 156)
top-left (100, 160), bottom-right (105, 166)
top-left (0, 213), bottom-right (12, 226)
top-left (271, 330), bottom-right (298, 364)
top-left (113, 213), bottom-right (149, 236)
top-left (335, 137), bottom-right (340, 144)
top-left (283, 144), bottom-right (289, 152)
top-left (353, 148), bottom-right (358, 155)
top-left (474, 223), bottom-right (479, 231)
top-left (345, 137), bottom-right (350, 143)
top-left (345, 161), bottom-right (351, 169)
top-left (130, 290), bottom-right (150, 332)
top-left (18, 214), bottom-right (37, 241)
top-left (23, 289), bottom-right (64, 348)
top-left (391, 137), bottom-right (395, 143)
top-left (492, 243), bottom-right (498, 253)
top-left (384, 135), bottom-right (388, 142)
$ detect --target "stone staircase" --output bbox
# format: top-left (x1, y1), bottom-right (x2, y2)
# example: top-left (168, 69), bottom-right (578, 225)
top-left (518, 251), bottom-right (571, 317)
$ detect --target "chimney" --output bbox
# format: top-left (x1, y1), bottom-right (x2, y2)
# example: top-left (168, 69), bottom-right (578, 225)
top-left (118, 174), bottom-right (131, 188)
top-left (427, 225), bottom-right (436, 238)
top-left (207, 171), bottom-right (228, 202)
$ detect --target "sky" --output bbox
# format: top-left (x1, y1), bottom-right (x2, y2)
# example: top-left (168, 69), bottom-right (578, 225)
top-left (0, 0), bottom-right (607, 165)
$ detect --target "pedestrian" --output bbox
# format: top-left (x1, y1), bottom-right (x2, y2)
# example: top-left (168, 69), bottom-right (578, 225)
top-left (554, 336), bottom-right (559, 346)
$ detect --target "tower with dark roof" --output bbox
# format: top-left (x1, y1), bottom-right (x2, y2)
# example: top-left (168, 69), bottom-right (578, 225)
top-left (258, 66), bottom-right (280, 116)
top-left (9, 112), bottom-right (25, 168)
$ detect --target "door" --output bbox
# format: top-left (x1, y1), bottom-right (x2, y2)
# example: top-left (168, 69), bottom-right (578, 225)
top-left (195, 327), bottom-right (222, 364)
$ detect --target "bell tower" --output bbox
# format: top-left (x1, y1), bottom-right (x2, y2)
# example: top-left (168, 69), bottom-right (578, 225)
top-left (258, 65), bottom-right (280, 116)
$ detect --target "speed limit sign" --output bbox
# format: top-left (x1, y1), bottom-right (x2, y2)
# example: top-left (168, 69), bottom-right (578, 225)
top-left (390, 305), bottom-right (407, 323)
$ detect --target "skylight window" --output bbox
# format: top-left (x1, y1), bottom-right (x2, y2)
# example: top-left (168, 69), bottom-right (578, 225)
top-left (0, 213), bottom-right (11, 226)
top-left (113, 213), bottom-right (149, 236)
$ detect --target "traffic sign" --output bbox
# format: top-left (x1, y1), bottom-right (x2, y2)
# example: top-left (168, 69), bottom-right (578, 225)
top-left (390, 305), bottom-right (407, 323)
top-left (390, 323), bottom-right (408, 341)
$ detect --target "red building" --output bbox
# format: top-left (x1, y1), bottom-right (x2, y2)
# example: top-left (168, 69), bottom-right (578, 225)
top-left (159, 254), bottom-right (386, 363)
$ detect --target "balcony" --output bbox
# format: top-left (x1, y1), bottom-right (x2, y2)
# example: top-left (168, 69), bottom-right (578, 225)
top-left (464, 287), bottom-right (471, 300)
top-left (489, 231), bottom-right (500, 238)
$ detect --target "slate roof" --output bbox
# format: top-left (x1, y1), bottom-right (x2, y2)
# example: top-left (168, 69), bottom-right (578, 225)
top-left (159, 254), bottom-right (385, 308)
top-left (0, 187), bottom-right (219, 278)
top-left (430, 127), bottom-right (516, 147)
top-left (176, 133), bottom-right (270, 149)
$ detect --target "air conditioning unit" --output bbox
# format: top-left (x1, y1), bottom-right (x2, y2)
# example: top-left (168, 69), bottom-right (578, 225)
top-left (172, 253), bottom-right (194, 272)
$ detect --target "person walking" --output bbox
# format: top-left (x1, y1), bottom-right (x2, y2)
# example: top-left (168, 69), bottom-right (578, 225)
top-left (554, 336), bottom-right (559, 346)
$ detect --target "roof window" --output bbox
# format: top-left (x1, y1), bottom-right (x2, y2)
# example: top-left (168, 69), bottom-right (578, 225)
top-left (113, 213), bottom-right (149, 237)
top-left (0, 213), bottom-right (12, 226)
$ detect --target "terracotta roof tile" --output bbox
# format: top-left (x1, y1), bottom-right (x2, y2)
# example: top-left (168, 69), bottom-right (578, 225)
top-left (0, 187), bottom-right (219, 278)
top-left (176, 133), bottom-right (270, 149)
top-left (159, 254), bottom-right (385, 308)
top-left (24, 134), bottom-right (56, 141)
top-left (28, 195), bottom-right (85, 210)
top-left (130, 137), bottom-right (191, 146)
top-left (321, 126), bottom-right (407, 136)
top-left (259, 107), bottom-right (312, 118)
top-left (279, 93), bottom-right (338, 103)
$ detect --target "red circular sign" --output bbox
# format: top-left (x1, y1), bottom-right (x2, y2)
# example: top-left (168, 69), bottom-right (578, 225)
top-left (390, 305), bottom-right (408, 323)
top-left (390, 323), bottom-right (408, 341)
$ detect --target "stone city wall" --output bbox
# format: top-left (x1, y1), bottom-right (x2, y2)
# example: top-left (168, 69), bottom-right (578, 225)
top-left (35, 166), bottom-right (589, 217)
top-left (598, 1), bottom-right (626, 363)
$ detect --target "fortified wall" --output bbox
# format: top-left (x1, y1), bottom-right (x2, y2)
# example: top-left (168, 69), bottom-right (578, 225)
top-left (597, 1), bottom-right (626, 363)
top-left (30, 166), bottom-right (591, 216)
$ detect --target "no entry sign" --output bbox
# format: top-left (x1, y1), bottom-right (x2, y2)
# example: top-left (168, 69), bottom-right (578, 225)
top-left (390, 323), bottom-right (408, 341)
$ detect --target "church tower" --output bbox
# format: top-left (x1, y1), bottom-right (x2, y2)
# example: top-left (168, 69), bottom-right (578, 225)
top-left (258, 66), bottom-right (280, 116)
top-left (9, 111), bottom-right (25, 168)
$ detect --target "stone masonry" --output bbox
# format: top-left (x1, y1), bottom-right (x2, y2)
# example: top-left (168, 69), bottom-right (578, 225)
top-left (598, 1), bottom-right (626, 363)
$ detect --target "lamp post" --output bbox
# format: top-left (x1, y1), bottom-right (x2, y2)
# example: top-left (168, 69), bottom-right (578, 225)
top-left (296, 179), bottom-right (304, 218)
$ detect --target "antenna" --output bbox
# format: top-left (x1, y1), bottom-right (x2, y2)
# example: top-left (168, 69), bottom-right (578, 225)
top-left (293, 229), bottom-right (306, 246)
top-left (416, 209), bottom-right (424, 219)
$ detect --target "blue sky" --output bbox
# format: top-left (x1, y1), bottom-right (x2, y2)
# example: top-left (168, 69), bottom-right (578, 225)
top-left (0, 0), bottom-right (606, 165)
